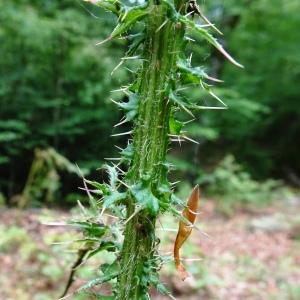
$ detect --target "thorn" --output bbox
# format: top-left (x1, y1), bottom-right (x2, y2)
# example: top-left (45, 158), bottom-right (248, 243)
top-left (180, 104), bottom-right (195, 118)
top-left (59, 293), bottom-right (73, 300)
top-left (205, 75), bottom-right (224, 83)
top-left (113, 163), bottom-right (125, 175)
top-left (171, 181), bottom-right (181, 186)
top-left (121, 55), bottom-right (140, 60)
top-left (196, 106), bottom-right (227, 110)
top-left (188, 53), bottom-right (193, 65)
top-left (178, 135), bottom-right (182, 146)
top-left (110, 86), bottom-right (129, 94)
top-left (123, 206), bottom-right (143, 225)
top-left (99, 205), bottom-right (106, 219)
top-left (104, 157), bottom-right (122, 161)
top-left (78, 187), bottom-right (102, 194)
top-left (95, 36), bottom-right (112, 46)
top-left (183, 118), bottom-right (195, 125)
top-left (209, 91), bottom-right (227, 107)
top-left (111, 130), bottom-right (133, 137)
top-left (185, 11), bottom-right (194, 18)
top-left (114, 145), bottom-right (124, 151)
top-left (215, 43), bottom-right (244, 68)
top-left (114, 117), bottom-right (128, 127)
top-left (156, 19), bottom-right (168, 33)
top-left (117, 179), bottom-right (130, 188)
top-left (183, 135), bottom-right (199, 144)
top-left (125, 67), bottom-right (134, 73)
top-left (77, 200), bottom-right (88, 216)
top-left (76, 164), bottom-right (94, 202)
top-left (170, 138), bottom-right (185, 143)
top-left (111, 60), bottom-right (124, 76)
top-left (198, 9), bottom-right (223, 35)
top-left (109, 98), bottom-right (121, 106)
top-left (185, 36), bottom-right (195, 42)
top-left (156, 228), bottom-right (178, 232)
top-left (103, 213), bottom-right (119, 219)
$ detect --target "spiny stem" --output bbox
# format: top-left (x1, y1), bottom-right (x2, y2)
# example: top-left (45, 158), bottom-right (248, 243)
top-left (116, 1), bottom-right (186, 299)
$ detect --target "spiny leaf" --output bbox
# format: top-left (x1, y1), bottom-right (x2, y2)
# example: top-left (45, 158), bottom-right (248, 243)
top-left (104, 164), bottom-right (118, 189)
top-left (130, 181), bottom-right (159, 216)
top-left (87, 241), bottom-right (119, 259)
top-left (177, 58), bottom-right (222, 84)
top-left (69, 221), bottom-right (107, 238)
top-left (103, 191), bottom-right (127, 208)
top-left (100, 259), bottom-right (120, 275)
top-left (180, 16), bottom-right (243, 68)
top-left (111, 4), bottom-right (149, 39)
top-left (149, 272), bottom-right (173, 298)
top-left (169, 112), bottom-right (183, 135)
top-left (171, 193), bottom-right (184, 206)
top-left (169, 91), bottom-right (194, 117)
top-left (169, 90), bottom-right (226, 112)
top-left (127, 33), bottom-right (146, 56)
top-left (85, 180), bottom-right (110, 195)
top-left (121, 142), bottom-right (134, 163)
top-left (161, 0), bottom-right (179, 22)
top-left (78, 271), bottom-right (119, 293)
top-left (117, 93), bottom-right (139, 122)
top-left (83, 0), bottom-right (121, 16)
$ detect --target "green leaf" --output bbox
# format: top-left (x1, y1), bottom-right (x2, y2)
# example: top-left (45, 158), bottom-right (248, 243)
top-left (121, 142), bottom-right (134, 163)
top-left (103, 191), bottom-right (127, 208)
top-left (127, 33), bottom-right (145, 56)
top-left (130, 181), bottom-right (159, 216)
top-left (177, 58), bottom-right (221, 84)
top-left (149, 272), bottom-right (172, 296)
top-left (169, 112), bottom-right (183, 135)
top-left (180, 16), bottom-right (243, 68)
top-left (87, 241), bottom-right (119, 259)
top-left (100, 259), bottom-right (120, 275)
top-left (169, 91), bottom-right (194, 116)
top-left (84, 0), bottom-right (121, 16)
top-left (161, 0), bottom-right (179, 21)
top-left (69, 221), bottom-right (107, 238)
top-left (111, 5), bottom-right (149, 39)
top-left (78, 271), bottom-right (119, 293)
top-left (171, 194), bottom-right (184, 206)
top-left (85, 180), bottom-right (110, 195)
top-left (118, 93), bottom-right (139, 121)
top-left (104, 165), bottom-right (118, 189)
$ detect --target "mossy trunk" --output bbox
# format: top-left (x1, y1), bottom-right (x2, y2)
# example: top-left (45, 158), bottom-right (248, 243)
top-left (116, 1), bottom-right (185, 299)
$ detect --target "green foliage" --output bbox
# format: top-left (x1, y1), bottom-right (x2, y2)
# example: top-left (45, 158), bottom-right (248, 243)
top-left (130, 178), bottom-right (160, 216)
top-left (0, 0), bottom-right (127, 198)
top-left (199, 155), bottom-right (283, 215)
top-left (191, 0), bottom-right (300, 178)
top-left (15, 148), bottom-right (84, 207)
top-left (2, 0), bottom-right (299, 205)
top-left (222, 0), bottom-right (300, 176)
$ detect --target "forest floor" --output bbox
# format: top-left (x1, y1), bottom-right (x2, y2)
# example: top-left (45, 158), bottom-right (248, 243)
top-left (1, 197), bottom-right (300, 300)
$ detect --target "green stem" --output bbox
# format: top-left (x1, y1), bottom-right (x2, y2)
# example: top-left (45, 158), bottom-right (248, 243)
top-left (116, 1), bottom-right (185, 299)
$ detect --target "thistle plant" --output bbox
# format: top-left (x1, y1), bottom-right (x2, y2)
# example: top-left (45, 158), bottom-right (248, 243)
top-left (62, 0), bottom-right (242, 299)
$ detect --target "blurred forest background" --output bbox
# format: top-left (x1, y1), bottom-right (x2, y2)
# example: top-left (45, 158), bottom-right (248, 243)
top-left (0, 0), bottom-right (300, 299)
